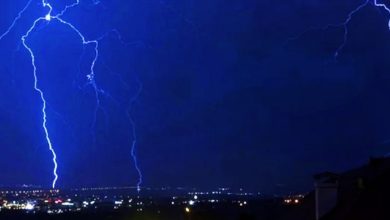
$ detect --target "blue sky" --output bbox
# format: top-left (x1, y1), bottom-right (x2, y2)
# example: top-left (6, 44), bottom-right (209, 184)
top-left (0, 0), bottom-right (389, 193)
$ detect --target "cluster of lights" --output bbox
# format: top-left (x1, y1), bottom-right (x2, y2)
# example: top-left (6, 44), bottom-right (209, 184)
top-left (1, 200), bottom-right (36, 211)
top-left (284, 198), bottom-right (300, 204)
top-left (0, 189), bottom-right (107, 214)
top-left (0, 187), bottom-right (263, 216)
top-left (283, 194), bottom-right (304, 205)
top-left (188, 189), bottom-right (254, 196)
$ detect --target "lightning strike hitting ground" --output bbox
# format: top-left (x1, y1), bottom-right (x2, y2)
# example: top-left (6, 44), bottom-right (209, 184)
top-left (0, 0), bottom-right (143, 190)
top-left (127, 79), bottom-right (143, 192)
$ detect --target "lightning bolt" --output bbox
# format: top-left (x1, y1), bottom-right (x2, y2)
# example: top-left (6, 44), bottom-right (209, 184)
top-left (22, 0), bottom-right (99, 189)
top-left (127, 79), bottom-right (143, 192)
top-left (21, 18), bottom-right (59, 188)
top-left (0, 0), bottom-right (60, 189)
top-left (1, 0), bottom-right (144, 190)
top-left (287, 0), bottom-right (390, 156)
top-left (288, 0), bottom-right (390, 58)
top-left (373, 1), bottom-right (390, 26)
top-left (0, 0), bottom-right (33, 41)
top-left (100, 56), bottom-right (144, 192)
top-left (332, 0), bottom-right (370, 58)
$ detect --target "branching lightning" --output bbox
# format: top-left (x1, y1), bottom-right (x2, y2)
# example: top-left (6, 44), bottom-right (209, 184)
top-left (21, 15), bottom-right (59, 189)
top-left (100, 55), bottom-right (143, 192)
top-left (0, 0), bottom-right (143, 190)
top-left (0, 0), bottom-right (33, 41)
top-left (373, 1), bottom-right (390, 26)
top-left (332, 0), bottom-right (370, 58)
top-left (288, 0), bottom-right (390, 58)
top-left (288, 0), bottom-right (390, 157)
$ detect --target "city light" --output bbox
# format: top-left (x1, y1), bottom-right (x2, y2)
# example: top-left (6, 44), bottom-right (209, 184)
top-left (25, 202), bottom-right (34, 210)
top-left (0, 187), bottom-right (261, 215)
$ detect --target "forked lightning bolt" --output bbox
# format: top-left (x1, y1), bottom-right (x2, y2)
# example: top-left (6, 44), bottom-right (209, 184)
top-left (0, 0), bottom-right (33, 41)
top-left (289, 0), bottom-right (390, 58)
top-left (0, 0), bottom-right (143, 190)
top-left (288, 0), bottom-right (390, 157)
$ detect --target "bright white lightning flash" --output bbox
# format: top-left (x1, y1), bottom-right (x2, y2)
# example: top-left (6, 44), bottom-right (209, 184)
top-left (0, 0), bottom-right (144, 190)
top-left (45, 14), bottom-right (51, 21)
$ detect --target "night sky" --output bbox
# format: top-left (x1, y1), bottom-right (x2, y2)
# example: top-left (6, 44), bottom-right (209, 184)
top-left (0, 0), bottom-right (390, 193)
